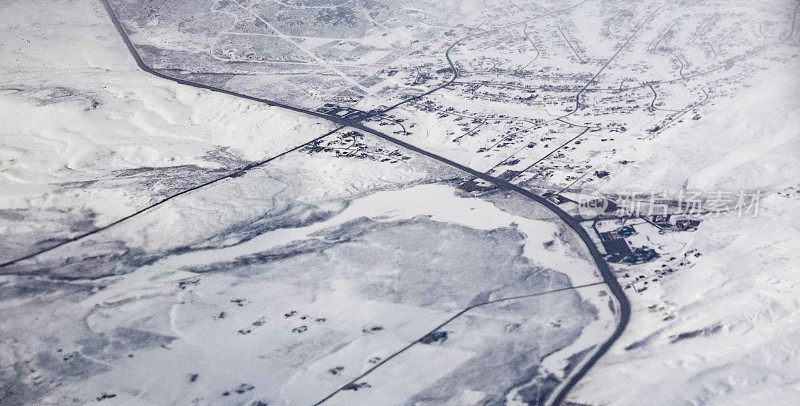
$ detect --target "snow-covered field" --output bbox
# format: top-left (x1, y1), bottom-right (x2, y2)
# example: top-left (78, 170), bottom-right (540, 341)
top-left (2, 0), bottom-right (799, 404)
top-left (567, 59), bottom-right (800, 405)
top-left (0, 0), bottom-right (619, 404)
top-left (0, 0), bottom-right (337, 262)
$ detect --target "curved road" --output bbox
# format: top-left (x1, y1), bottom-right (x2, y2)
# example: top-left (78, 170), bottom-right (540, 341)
top-left (4, 1), bottom-right (632, 404)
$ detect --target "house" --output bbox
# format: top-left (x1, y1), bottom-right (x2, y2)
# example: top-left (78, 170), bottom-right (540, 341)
top-left (599, 231), bottom-right (633, 263)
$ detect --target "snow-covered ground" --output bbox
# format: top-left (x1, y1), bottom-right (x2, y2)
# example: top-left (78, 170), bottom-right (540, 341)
top-left (0, 0), bottom-right (337, 262)
top-left (0, 0), bottom-right (617, 404)
top-left (2, 0), bottom-right (799, 404)
top-left (567, 58), bottom-right (800, 405)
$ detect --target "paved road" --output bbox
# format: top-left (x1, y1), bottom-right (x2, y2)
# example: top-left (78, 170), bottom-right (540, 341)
top-left (13, 1), bottom-right (630, 404)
